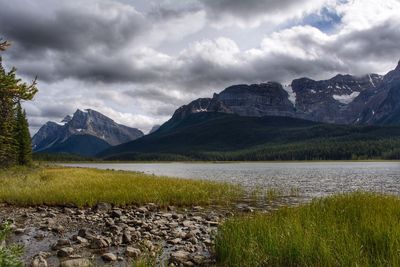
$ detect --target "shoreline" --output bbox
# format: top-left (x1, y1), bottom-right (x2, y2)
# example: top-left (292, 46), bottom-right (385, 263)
top-left (41, 159), bottom-right (400, 164)
top-left (1, 202), bottom-right (258, 266)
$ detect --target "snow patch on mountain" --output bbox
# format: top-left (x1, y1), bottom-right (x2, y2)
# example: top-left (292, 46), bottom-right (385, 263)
top-left (284, 84), bottom-right (296, 107)
top-left (332, 92), bottom-right (360, 104)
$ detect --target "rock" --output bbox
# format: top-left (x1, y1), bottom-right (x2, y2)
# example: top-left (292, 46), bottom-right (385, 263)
top-left (46, 212), bottom-right (57, 218)
top-left (52, 225), bottom-right (65, 233)
top-left (192, 255), bottom-right (207, 265)
top-left (167, 206), bottom-right (176, 211)
top-left (78, 229), bottom-right (96, 240)
top-left (182, 221), bottom-right (194, 227)
top-left (143, 240), bottom-right (155, 251)
top-left (122, 231), bottom-right (132, 244)
top-left (14, 228), bottom-right (25, 234)
top-left (161, 213), bottom-right (173, 218)
top-left (125, 246), bottom-right (141, 258)
top-left (53, 239), bottom-right (71, 250)
top-left (60, 258), bottom-right (91, 267)
top-left (34, 232), bottom-right (46, 239)
top-left (90, 237), bottom-right (109, 249)
top-left (110, 209), bottom-right (123, 218)
top-left (102, 253), bottom-right (117, 262)
top-left (168, 238), bottom-right (182, 245)
top-left (31, 256), bottom-right (48, 267)
top-left (57, 247), bottom-right (74, 257)
top-left (170, 250), bottom-right (190, 264)
top-left (75, 236), bottom-right (88, 245)
top-left (137, 207), bottom-right (148, 213)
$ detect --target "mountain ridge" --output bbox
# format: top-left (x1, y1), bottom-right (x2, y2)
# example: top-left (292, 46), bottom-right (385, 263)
top-left (171, 61), bottom-right (400, 126)
top-left (32, 109), bottom-right (144, 156)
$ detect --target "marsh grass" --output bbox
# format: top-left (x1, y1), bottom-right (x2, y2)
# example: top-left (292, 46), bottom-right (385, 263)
top-left (0, 166), bottom-right (242, 207)
top-left (216, 192), bottom-right (400, 267)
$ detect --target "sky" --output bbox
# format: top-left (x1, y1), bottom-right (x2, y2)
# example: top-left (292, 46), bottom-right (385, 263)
top-left (1, 0), bottom-right (400, 134)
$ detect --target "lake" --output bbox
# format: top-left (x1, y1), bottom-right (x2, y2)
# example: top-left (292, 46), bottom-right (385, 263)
top-left (63, 162), bottom-right (400, 198)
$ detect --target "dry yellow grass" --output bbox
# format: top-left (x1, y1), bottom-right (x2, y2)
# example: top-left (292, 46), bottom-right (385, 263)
top-left (0, 166), bottom-right (242, 207)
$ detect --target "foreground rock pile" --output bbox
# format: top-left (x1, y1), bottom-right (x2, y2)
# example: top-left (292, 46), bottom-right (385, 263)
top-left (0, 203), bottom-right (235, 266)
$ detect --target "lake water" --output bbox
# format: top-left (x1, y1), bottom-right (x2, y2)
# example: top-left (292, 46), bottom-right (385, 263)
top-left (63, 162), bottom-right (400, 198)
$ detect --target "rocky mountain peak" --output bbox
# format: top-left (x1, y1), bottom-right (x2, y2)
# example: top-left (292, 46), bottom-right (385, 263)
top-left (61, 115), bottom-right (72, 124)
top-left (32, 109), bottom-right (144, 155)
top-left (384, 59), bottom-right (400, 82)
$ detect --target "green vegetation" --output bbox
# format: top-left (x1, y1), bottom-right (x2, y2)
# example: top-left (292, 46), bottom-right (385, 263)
top-left (0, 223), bottom-right (23, 267)
top-left (100, 113), bottom-right (400, 161)
top-left (0, 40), bottom-right (37, 168)
top-left (33, 152), bottom-right (96, 162)
top-left (216, 193), bottom-right (400, 267)
top-left (0, 166), bottom-right (242, 207)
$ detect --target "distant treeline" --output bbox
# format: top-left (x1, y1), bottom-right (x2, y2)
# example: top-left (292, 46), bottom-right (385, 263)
top-left (101, 139), bottom-right (400, 161)
top-left (33, 153), bottom-right (96, 162)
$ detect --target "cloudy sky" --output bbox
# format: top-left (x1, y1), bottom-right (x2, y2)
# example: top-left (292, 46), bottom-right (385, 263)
top-left (1, 0), bottom-right (400, 134)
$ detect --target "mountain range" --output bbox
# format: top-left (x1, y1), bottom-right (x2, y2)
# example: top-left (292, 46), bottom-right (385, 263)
top-left (171, 61), bottom-right (400, 126)
top-left (34, 61), bottom-right (400, 159)
top-left (32, 109), bottom-right (143, 156)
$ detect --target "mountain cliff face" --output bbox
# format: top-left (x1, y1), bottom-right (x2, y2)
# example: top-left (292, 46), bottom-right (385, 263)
top-left (171, 61), bottom-right (400, 126)
top-left (32, 109), bottom-right (144, 156)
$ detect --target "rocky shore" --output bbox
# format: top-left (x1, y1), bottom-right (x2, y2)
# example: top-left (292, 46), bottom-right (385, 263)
top-left (0, 203), bottom-right (237, 267)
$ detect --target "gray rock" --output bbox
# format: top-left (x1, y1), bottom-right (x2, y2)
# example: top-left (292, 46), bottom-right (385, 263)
top-left (57, 247), bottom-right (74, 257)
top-left (78, 229), bottom-right (96, 240)
top-left (110, 209), bottom-right (123, 218)
top-left (168, 238), bottom-right (182, 245)
top-left (170, 250), bottom-right (190, 264)
top-left (60, 258), bottom-right (91, 267)
top-left (125, 246), bottom-right (141, 258)
top-left (122, 231), bottom-right (132, 244)
top-left (75, 236), bottom-right (88, 245)
top-left (94, 202), bottom-right (112, 212)
top-left (31, 256), bottom-right (48, 267)
top-left (90, 237), bottom-right (109, 249)
top-left (14, 228), bottom-right (25, 234)
top-left (102, 252), bottom-right (117, 262)
top-left (53, 239), bottom-right (71, 250)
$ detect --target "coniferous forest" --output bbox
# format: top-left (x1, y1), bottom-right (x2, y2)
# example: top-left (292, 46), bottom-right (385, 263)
top-left (0, 40), bottom-right (37, 168)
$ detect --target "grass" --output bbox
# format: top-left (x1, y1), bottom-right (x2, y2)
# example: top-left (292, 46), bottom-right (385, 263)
top-left (0, 166), bottom-right (242, 207)
top-left (216, 192), bottom-right (400, 267)
top-left (0, 223), bottom-right (23, 267)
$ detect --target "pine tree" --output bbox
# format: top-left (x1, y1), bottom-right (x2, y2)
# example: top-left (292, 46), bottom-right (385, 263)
top-left (0, 40), bottom-right (38, 168)
top-left (15, 102), bottom-right (33, 165)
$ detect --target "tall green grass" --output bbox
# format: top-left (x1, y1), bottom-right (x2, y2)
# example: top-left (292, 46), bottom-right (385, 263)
top-left (0, 166), bottom-right (242, 207)
top-left (0, 223), bottom-right (23, 267)
top-left (216, 193), bottom-right (400, 267)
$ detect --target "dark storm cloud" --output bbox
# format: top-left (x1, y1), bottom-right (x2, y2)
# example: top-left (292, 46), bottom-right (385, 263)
top-left (0, 0), bottom-right (149, 81)
top-left (197, 0), bottom-right (326, 27)
top-left (124, 88), bottom-right (183, 105)
top-left (201, 0), bottom-right (309, 17)
top-left (0, 0), bottom-right (146, 52)
top-left (335, 19), bottom-right (400, 64)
